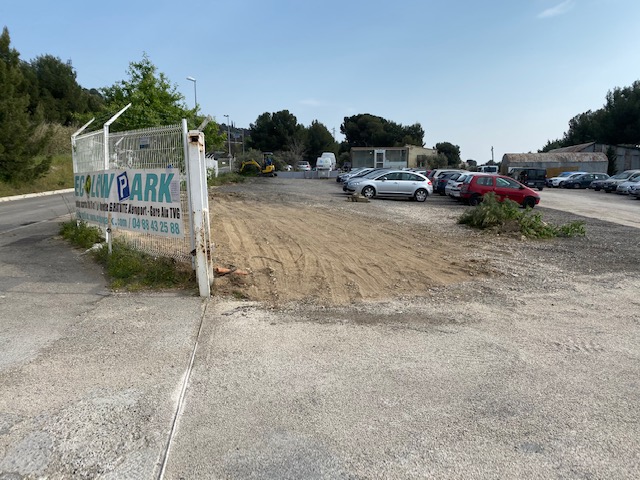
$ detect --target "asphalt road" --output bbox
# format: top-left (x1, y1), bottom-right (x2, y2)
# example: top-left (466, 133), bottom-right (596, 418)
top-left (0, 194), bottom-right (204, 478)
top-left (0, 190), bottom-right (75, 235)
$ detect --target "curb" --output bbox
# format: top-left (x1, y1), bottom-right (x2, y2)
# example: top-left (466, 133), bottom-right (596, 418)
top-left (0, 188), bottom-right (74, 203)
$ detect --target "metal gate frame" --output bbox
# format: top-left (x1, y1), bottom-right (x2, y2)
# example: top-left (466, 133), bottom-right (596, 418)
top-left (71, 110), bottom-right (213, 297)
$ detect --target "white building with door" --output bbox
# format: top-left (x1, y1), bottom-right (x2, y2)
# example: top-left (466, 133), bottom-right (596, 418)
top-left (350, 145), bottom-right (437, 169)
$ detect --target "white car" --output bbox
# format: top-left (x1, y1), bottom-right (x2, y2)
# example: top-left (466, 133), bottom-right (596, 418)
top-left (296, 161), bottom-right (311, 171)
top-left (445, 173), bottom-right (471, 197)
top-left (547, 172), bottom-right (587, 187)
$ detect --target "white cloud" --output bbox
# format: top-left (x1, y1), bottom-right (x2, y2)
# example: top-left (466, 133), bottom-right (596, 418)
top-left (537, 0), bottom-right (576, 18)
top-left (299, 98), bottom-right (323, 107)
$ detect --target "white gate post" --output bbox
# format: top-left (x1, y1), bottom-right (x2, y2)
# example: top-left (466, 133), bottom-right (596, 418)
top-left (102, 103), bottom-right (131, 254)
top-left (186, 130), bottom-right (212, 297)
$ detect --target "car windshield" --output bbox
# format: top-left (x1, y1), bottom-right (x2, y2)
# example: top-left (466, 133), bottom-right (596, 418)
top-left (558, 172), bottom-right (574, 177)
top-left (363, 170), bottom-right (388, 179)
top-left (350, 169), bottom-right (375, 178)
top-left (628, 173), bottom-right (640, 181)
top-left (613, 172), bottom-right (633, 179)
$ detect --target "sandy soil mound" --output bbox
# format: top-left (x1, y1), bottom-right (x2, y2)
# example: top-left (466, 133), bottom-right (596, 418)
top-left (209, 189), bottom-right (491, 306)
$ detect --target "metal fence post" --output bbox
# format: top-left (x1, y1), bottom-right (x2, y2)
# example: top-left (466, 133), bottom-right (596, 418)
top-left (187, 130), bottom-right (212, 297)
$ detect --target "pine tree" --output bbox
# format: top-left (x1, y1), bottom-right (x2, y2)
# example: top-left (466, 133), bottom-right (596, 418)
top-left (0, 27), bottom-right (50, 182)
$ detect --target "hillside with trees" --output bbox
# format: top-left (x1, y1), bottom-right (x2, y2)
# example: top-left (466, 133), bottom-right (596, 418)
top-left (0, 26), bottom-right (222, 189)
top-left (540, 80), bottom-right (640, 152)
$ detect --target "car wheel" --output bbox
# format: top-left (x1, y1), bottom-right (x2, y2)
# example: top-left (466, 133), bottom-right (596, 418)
top-left (468, 195), bottom-right (482, 207)
top-left (538, 185), bottom-right (544, 191)
top-left (523, 197), bottom-right (536, 209)
top-left (414, 188), bottom-right (428, 202)
top-left (361, 186), bottom-right (375, 199)
top-left (594, 187), bottom-right (601, 191)
top-left (574, 183), bottom-right (580, 189)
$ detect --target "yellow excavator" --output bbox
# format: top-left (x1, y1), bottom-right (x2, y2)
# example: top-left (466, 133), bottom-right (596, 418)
top-left (239, 152), bottom-right (277, 177)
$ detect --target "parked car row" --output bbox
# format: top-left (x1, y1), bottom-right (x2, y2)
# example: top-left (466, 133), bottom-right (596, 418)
top-left (338, 168), bottom-right (541, 208)
top-left (543, 171), bottom-right (640, 193)
top-left (597, 170), bottom-right (640, 194)
top-left (540, 168), bottom-right (640, 202)
top-left (561, 173), bottom-right (609, 189)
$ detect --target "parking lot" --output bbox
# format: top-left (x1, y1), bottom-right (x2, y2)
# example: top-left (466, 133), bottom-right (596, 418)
top-left (198, 177), bottom-right (640, 478)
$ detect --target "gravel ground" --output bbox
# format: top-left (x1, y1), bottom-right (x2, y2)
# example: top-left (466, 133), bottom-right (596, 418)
top-left (165, 177), bottom-right (640, 478)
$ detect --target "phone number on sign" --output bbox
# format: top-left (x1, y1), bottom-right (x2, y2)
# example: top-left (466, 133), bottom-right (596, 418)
top-left (130, 218), bottom-right (181, 235)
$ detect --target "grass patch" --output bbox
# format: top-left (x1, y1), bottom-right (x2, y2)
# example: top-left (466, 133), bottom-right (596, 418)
top-left (458, 192), bottom-right (586, 239)
top-left (59, 220), bottom-right (195, 291)
top-left (208, 172), bottom-right (247, 186)
top-left (59, 220), bottom-right (104, 249)
top-left (0, 154), bottom-right (73, 197)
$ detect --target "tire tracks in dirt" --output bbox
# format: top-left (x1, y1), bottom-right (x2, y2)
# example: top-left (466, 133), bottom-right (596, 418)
top-left (210, 190), bottom-right (488, 306)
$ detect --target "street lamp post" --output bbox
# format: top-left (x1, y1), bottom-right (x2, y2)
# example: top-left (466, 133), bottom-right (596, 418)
top-left (186, 76), bottom-right (197, 112)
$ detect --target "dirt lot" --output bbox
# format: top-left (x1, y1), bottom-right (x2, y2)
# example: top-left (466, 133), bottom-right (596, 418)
top-left (209, 177), bottom-right (640, 308)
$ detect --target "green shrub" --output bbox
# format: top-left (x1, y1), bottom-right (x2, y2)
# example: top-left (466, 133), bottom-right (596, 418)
top-left (458, 193), bottom-right (585, 239)
top-left (208, 172), bottom-right (247, 186)
top-left (59, 220), bottom-right (104, 248)
top-left (92, 241), bottom-right (194, 290)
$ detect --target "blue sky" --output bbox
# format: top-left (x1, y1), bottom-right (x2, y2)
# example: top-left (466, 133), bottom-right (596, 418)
top-left (2, 0), bottom-right (639, 162)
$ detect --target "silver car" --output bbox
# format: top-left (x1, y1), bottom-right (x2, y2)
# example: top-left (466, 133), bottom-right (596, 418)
top-left (345, 170), bottom-right (433, 202)
top-left (629, 182), bottom-right (640, 199)
top-left (615, 173), bottom-right (640, 194)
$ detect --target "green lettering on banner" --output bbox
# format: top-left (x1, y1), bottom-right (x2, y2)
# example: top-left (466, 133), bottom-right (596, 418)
top-left (144, 174), bottom-right (158, 202)
top-left (100, 173), bottom-right (115, 199)
top-left (158, 173), bottom-right (174, 203)
top-left (90, 174), bottom-right (99, 198)
top-left (129, 174), bottom-right (143, 201)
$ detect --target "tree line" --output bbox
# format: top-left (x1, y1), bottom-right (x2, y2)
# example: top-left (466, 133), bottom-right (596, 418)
top-left (244, 111), bottom-right (441, 168)
top-left (540, 80), bottom-right (640, 152)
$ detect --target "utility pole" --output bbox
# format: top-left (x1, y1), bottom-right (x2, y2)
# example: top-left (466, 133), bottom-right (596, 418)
top-left (224, 114), bottom-right (232, 169)
top-left (491, 146), bottom-right (494, 163)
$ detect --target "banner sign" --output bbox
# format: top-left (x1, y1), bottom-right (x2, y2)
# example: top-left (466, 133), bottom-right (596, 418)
top-left (74, 168), bottom-right (184, 238)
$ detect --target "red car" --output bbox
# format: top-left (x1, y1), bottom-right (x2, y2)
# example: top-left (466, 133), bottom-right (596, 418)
top-left (459, 174), bottom-right (540, 208)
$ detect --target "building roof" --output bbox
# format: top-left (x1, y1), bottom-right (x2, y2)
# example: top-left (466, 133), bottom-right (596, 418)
top-left (549, 142), bottom-right (596, 153)
top-left (502, 152), bottom-right (608, 164)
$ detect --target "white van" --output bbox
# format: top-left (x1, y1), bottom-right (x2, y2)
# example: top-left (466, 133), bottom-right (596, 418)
top-left (319, 152), bottom-right (336, 170)
top-left (316, 156), bottom-right (332, 170)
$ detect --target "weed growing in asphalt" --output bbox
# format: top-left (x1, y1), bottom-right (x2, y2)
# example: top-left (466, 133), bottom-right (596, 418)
top-left (59, 220), bottom-right (104, 248)
top-left (59, 220), bottom-right (195, 291)
top-left (458, 193), bottom-right (585, 239)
